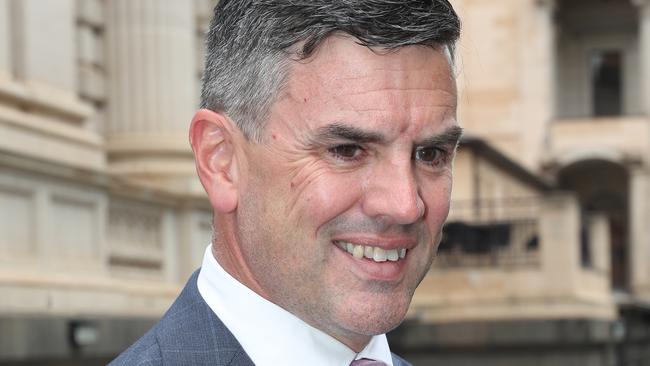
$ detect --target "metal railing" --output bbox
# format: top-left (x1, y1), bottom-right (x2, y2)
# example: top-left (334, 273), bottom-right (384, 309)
top-left (435, 198), bottom-right (541, 269)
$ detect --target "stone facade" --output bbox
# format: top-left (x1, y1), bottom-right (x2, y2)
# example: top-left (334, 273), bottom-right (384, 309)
top-left (0, 0), bottom-right (649, 365)
top-left (448, 0), bottom-right (650, 300)
top-left (399, 0), bottom-right (650, 364)
top-left (0, 1), bottom-right (214, 364)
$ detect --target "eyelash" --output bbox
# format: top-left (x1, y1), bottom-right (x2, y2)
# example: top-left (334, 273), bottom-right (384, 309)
top-left (327, 144), bottom-right (366, 161)
top-left (327, 144), bottom-right (451, 168)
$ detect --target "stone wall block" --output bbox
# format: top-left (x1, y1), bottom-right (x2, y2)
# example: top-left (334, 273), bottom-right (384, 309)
top-left (540, 193), bottom-right (581, 296)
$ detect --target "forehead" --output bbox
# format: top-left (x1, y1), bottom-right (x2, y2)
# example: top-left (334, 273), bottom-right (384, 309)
top-left (275, 36), bottom-right (458, 138)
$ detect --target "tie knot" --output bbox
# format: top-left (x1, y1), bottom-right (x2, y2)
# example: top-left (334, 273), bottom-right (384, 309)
top-left (350, 358), bottom-right (388, 366)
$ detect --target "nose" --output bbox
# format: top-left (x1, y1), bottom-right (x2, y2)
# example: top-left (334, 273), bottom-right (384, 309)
top-left (361, 159), bottom-right (425, 225)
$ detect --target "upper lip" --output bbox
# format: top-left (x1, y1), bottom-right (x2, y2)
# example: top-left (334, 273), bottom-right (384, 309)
top-left (331, 236), bottom-right (417, 250)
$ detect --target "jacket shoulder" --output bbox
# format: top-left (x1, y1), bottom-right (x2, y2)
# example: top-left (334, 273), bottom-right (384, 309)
top-left (392, 353), bottom-right (414, 366)
top-left (108, 269), bottom-right (253, 366)
top-left (108, 326), bottom-right (162, 366)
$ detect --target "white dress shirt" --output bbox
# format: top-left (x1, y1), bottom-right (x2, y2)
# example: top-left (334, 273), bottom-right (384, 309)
top-left (197, 245), bottom-right (394, 366)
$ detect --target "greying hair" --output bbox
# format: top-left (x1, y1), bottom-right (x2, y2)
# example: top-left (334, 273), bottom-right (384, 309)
top-left (200, 0), bottom-right (461, 141)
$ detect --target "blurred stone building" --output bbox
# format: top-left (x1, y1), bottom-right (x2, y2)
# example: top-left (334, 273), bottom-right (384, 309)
top-left (0, 1), bottom-right (215, 364)
top-left (396, 0), bottom-right (650, 365)
top-left (0, 0), bottom-right (649, 365)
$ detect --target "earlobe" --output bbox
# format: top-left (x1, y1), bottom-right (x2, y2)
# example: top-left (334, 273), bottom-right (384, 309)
top-left (189, 109), bottom-right (239, 213)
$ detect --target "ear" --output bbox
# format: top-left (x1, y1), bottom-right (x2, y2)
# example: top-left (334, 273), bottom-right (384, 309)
top-left (189, 109), bottom-right (239, 213)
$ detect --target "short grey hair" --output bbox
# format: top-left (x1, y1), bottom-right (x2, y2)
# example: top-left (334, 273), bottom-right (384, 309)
top-left (200, 0), bottom-right (461, 141)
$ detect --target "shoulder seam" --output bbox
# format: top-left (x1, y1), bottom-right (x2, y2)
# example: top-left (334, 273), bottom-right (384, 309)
top-left (134, 335), bottom-right (163, 366)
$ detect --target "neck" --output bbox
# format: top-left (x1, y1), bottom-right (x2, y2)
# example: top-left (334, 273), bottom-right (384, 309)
top-left (211, 220), bottom-right (270, 300)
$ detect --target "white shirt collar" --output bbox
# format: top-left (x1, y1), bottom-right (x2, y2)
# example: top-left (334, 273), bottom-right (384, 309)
top-left (197, 245), bottom-right (394, 366)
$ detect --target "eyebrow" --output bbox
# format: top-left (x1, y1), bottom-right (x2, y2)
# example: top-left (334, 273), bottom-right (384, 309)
top-left (314, 123), bottom-right (386, 144)
top-left (314, 123), bottom-right (464, 147)
top-left (416, 125), bottom-right (464, 147)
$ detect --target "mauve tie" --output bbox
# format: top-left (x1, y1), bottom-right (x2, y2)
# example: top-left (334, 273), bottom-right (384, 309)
top-left (350, 359), bottom-right (388, 366)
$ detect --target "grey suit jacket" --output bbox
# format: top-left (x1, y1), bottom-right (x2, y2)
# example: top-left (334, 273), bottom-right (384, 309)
top-left (109, 270), bottom-right (412, 366)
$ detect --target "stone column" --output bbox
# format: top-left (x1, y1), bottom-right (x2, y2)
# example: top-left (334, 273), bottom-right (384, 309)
top-left (105, 0), bottom-right (198, 192)
top-left (0, 0), bottom-right (10, 82)
top-left (588, 213), bottom-right (611, 281)
top-left (633, 0), bottom-right (650, 115)
top-left (540, 193), bottom-right (581, 297)
top-left (521, 0), bottom-right (557, 168)
top-left (628, 164), bottom-right (650, 295)
top-left (11, 0), bottom-right (77, 94)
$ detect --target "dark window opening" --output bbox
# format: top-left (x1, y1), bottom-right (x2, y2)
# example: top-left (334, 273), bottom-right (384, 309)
top-left (580, 225), bottom-right (592, 268)
top-left (591, 50), bottom-right (622, 117)
top-left (439, 222), bottom-right (511, 254)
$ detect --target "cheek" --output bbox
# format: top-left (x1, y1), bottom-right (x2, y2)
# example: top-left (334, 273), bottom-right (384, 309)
top-left (296, 173), bottom-right (363, 235)
top-left (421, 175), bottom-right (453, 223)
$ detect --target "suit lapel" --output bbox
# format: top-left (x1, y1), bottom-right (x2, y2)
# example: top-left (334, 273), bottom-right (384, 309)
top-left (155, 270), bottom-right (255, 366)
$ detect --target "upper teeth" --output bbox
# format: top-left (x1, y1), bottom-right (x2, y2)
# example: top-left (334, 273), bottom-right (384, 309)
top-left (335, 241), bottom-right (407, 262)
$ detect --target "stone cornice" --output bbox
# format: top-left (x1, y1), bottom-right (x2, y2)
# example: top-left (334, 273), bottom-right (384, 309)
top-left (0, 80), bottom-right (92, 123)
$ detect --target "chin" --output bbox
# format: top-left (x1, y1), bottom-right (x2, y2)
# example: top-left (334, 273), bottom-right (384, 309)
top-left (340, 294), bottom-right (411, 336)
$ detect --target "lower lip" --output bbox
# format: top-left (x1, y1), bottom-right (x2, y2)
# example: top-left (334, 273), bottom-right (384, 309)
top-left (333, 243), bottom-right (408, 281)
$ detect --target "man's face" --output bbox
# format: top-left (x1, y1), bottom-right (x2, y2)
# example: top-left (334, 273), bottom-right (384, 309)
top-left (235, 36), bottom-right (459, 349)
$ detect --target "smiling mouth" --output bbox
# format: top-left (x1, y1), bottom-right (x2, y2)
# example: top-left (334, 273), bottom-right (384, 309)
top-left (333, 240), bottom-right (407, 262)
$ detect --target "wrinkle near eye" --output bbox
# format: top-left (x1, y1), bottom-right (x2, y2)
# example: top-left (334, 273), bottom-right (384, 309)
top-left (285, 158), bottom-right (332, 216)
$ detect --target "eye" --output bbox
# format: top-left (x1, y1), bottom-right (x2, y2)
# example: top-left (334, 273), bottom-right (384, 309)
top-left (328, 144), bottom-right (365, 161)
top-left (414, 146), bottom-right (448, 167)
